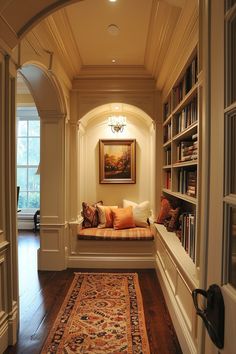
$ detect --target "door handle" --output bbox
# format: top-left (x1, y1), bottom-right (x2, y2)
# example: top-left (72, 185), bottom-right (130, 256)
top-left (192, 284), bottom-right (224, 349)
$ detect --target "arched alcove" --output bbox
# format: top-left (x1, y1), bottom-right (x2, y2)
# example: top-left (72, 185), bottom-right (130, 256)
top-left (77, 103), bottom-right (156, 216)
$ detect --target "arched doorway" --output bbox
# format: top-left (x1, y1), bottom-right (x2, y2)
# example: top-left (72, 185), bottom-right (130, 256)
top-left (19, 63), bottom-right (68, 271)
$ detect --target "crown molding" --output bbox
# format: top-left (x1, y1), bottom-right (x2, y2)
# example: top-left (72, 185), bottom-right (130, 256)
top-left (76, 65), bottom-right (153, 79)
top-left (145, 0), bottom-right (181, 79)
top-left (72, 75), bottom-right (156, 93)
top-left (156, 1), bottom-right (198, 96)
top-left (0, 15), bottom-right (18, 51)
top-left (45, 9), bottom-right (82, 76)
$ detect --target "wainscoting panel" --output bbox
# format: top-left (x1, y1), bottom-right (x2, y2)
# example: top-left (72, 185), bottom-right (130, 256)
top-left (155, 230), bottom-right (198, 354)
top-left (38, 224), bottom-right (68, 270)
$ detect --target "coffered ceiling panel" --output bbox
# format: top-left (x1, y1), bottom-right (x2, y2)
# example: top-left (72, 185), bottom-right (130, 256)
top-left (65, 0), bottom-right (153, 66)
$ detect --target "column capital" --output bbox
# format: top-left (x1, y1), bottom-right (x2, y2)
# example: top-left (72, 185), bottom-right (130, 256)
top-left (38, 110), bottom-right (66, 121)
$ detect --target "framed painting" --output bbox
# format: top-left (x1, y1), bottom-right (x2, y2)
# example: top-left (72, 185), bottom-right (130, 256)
top-left (99, 139), bottom-right (136, 184)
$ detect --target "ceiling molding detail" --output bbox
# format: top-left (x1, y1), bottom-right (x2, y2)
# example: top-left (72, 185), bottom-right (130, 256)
top-left (145, 0), bottom-right (181, 81)
top-left (76, 65), bottom-right (153, 79)
top-left (160, 1), bottom-right (198, 98)
top-left (45, 9), bottom-right (83, 76)
top-left (0, 14), bottom-right (18, 51)
top-left (72, 77), bottom-right (156, 93)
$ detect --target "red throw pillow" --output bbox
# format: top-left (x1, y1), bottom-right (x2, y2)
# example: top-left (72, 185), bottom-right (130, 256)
top-left (112, 206), bottom-right (136, 230)
top-left (156, 197), bottom-right (171, 224)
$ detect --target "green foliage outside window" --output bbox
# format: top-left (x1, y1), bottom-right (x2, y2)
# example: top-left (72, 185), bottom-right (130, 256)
top-left (17, 108), bottom-right (40, 209)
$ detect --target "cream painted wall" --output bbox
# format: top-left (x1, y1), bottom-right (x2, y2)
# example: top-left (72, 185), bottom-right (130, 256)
top-left (78, 113), bottom-right (155, 212)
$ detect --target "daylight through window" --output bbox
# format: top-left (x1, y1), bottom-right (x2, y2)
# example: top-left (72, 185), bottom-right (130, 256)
top-left (17, 107), bottom-right (40, 210)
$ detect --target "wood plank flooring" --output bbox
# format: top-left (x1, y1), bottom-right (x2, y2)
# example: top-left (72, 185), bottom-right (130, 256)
top-left (5, 231), bottom-right (182, 354)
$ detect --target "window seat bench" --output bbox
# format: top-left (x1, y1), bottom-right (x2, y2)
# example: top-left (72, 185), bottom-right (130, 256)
top-left (68, 222), bottom-right (156, 269)
top-left (78, 226), bottom-right (154, 241)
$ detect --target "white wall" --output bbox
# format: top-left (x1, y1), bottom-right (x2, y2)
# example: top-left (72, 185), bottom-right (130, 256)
top-left (78, 112), bottom-right (155, 210)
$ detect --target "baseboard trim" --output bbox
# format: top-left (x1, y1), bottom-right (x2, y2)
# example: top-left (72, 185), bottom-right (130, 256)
top-left (7, 301), bottom-right (18, 346)
top-left (67, 255), bottom-right (155, 269)
top-left (155, 255), bottom-right (197, 354)
top-left (0, 304), bottom-right (17, 353)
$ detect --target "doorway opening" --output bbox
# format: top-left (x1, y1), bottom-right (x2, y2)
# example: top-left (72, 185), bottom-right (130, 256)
top-left (16, 72), bottom-right (40, 232)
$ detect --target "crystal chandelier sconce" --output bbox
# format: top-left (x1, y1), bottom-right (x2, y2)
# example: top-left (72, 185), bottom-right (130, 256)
top-left (108, 115), bottom-right (127, 133)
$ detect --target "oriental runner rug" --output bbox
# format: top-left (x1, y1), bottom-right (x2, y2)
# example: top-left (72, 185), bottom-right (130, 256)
top-left (41, 273), bottom-right (150, 354)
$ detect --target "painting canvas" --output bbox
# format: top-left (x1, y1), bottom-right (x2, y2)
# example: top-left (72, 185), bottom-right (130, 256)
top-left (99, 139), bottom-right (136, 184)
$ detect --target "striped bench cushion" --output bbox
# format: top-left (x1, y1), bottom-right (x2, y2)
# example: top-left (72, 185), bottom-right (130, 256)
top-left (78, 227), bottom-right (154, 241)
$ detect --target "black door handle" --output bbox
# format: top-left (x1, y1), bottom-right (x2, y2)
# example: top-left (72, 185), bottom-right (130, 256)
top-left (192, 284), bottom-right (224, 349)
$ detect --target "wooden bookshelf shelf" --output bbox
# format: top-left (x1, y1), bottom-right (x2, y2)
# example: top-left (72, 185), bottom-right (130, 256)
top-left (162, 188), bottom-right (197, 205)
top-left (163, 139), bottom-right (172, 148)
top-left (161, 50), bottom-right (199, 267)
top-left (172, 83), bottom-right (198, 116)
top-left (172, 121), bottom-right (198, 142)
top-left (163, 114), bottom-right (172, 126)
top-left (159, 46), bottom-right (200, 354)
top-left (173, 160), bottom-right (198, 168)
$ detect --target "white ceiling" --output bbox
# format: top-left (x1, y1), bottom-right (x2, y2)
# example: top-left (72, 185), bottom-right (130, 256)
top-left (43, 0), bottom-right (191, 80)
top-left (15, 0), bottom-right (198, 95)
top-left (65, 0), bottom-right (153, 66)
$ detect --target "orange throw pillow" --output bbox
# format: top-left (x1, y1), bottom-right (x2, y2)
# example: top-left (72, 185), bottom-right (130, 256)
top-left (156, 197), bottom-right (171, 224)
top-left (112, 206), bottom-right (136, 230)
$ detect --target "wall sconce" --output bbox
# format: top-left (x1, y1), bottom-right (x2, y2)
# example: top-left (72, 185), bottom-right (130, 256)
top-left (108, 115), bottom-right (127, 133)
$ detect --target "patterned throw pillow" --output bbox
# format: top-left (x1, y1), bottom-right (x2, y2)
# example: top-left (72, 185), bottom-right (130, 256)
top-left (156, 196), bottom-right (171, 224)
top-left (81, 201), bottom-right (103, 228)
top-left (166, 207), bottom-right (181, 232)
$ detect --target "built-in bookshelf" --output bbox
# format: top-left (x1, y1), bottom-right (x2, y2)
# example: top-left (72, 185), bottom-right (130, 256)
top-left (160, 50), bottom-right (199, 266)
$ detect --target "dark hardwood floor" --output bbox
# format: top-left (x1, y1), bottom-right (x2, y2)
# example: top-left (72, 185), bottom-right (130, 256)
top-left (5, 231), bottom-right (182, 354)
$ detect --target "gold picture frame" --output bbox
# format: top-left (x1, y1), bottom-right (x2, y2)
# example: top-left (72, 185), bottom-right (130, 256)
top-left (99, 139), bottom-right (136, 184)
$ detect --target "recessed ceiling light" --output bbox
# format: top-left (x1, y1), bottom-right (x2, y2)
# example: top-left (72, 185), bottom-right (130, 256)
top-left (109, 0), bottom-right (117, 2)
top-left (107, 24), bottom-right (120, 36)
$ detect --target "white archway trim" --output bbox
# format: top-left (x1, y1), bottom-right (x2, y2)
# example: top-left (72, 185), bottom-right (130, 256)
top-left (19, 63), bottom-right (67, 117)
top-left (76, 102), bottom-right (156, 219)
top-left (80, 102), bottom-right (154, 128)
top-left (17, 63), bottom-right (69, 271)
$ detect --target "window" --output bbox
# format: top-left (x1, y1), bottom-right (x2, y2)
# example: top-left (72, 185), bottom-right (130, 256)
top-left (224, 2), bottom-right (236, 288)
top-left (17, 107), bottom-right (40, 210)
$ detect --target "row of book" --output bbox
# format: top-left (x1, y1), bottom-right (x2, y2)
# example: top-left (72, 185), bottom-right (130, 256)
top-left (176, 212), bottom-right (196, 262)
top-left (185, 56), bottom-right (198, 94)
top-left (172, 56), bottom-right (198, 109)
top-left (175, 97), bottom-right (198, 134)
top-left (163, 95), bottom-right (172, 121)
top-left (163, 56), bottom-right (198, 121)
top-left (164, 171), bottom-right (171, 189)
top-left (178, 168), bottom-right (197, 197)
top-left (176, 137), bottom-right (198, 162)
top-left (164, 149), bottom-right (171, 165)
top-left (164, 123), bottom-right (171, 143)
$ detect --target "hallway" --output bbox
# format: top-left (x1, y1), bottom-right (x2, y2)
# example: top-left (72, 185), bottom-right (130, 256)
top-left (4, 231), bottom-right (182, 354)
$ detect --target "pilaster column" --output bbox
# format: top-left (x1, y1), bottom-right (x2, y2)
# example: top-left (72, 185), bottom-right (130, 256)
top-left (0, 53), bottom-right (18, 352)
top-left (37, 110), bottom-right (68, 270)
